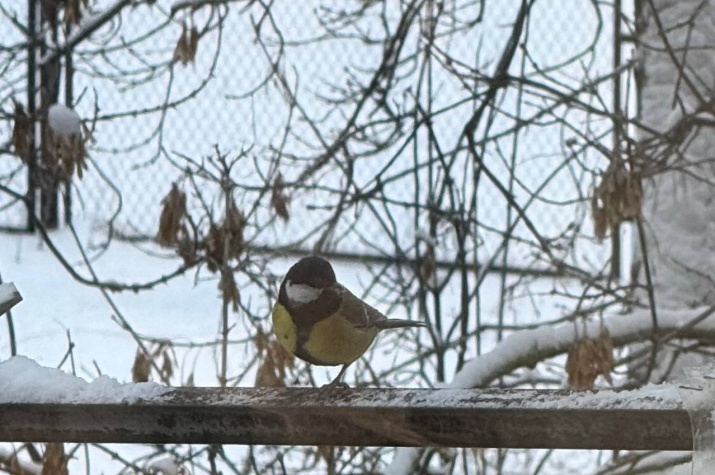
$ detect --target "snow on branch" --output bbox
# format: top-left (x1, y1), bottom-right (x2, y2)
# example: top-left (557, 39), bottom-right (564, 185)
top-left (447, 305), bottom-right (715, 389)
top-left (0, 283), bottom-right (22, 317)
top-left (47, 104), bottom-right (81, 138)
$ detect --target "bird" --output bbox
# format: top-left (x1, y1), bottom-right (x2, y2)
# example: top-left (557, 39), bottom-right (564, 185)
top-left (272, 256), bottom-right (426, 387)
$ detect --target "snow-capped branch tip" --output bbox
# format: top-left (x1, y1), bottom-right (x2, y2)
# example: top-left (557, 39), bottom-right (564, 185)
top-left (0, 283), bottom-right (22, 317)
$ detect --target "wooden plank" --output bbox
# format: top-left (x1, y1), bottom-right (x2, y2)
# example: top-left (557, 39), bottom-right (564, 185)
top-left (0, 388), bottom-right (691, 449)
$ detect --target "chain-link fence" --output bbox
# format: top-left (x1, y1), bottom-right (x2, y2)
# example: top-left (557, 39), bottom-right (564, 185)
top-left (1, 0), bottom-right (633, 275)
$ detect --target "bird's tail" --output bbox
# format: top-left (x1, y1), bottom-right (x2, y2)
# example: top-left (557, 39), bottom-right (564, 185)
top-left (374, 319), bottom-right (427, 330)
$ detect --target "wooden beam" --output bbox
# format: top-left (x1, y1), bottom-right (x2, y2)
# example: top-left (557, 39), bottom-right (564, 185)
top-left (0, 388), bottom-right (691, 449)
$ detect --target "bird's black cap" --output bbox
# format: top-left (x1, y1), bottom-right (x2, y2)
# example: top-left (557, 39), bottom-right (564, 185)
top-left (284, 256), bottom-right (336, 288)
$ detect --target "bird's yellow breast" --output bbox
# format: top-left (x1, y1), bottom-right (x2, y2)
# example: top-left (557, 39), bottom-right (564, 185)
top-left (272, 302), bottom-right (298, 354)
top-left (271, 302), bottom-right (378, 366)
top-left (304, 313), bottom-right (379, 366)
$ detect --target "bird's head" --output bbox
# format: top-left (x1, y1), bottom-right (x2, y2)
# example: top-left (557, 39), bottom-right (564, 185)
top-left (281, 256), bottom-right (336, 305)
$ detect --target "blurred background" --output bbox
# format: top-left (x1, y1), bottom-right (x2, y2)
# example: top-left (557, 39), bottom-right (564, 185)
top-left (0, 0), bottom-right (643, 473)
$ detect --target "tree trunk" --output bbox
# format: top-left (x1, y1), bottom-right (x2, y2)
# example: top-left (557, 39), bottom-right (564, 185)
top-left (634, 0), bottom-right (715, 386)
top-left (38, 0), bottom-right (61, 229)
top-left (639, 0), bottom-right (715, 308)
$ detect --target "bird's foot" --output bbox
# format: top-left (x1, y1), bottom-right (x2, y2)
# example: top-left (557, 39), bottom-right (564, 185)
top-left (317, 381), bottom-right (350, 396)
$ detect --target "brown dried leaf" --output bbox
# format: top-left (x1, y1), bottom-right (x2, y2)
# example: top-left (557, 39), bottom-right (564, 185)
top-left (151, 342), bottom-right (166, 358)
top-left (185, 372), bottom-right (194, 387)
top-left (53, 134), bottom-right (88, 179)
top-left (254, 331), bottom-right (294, 387)
top-left (271, 340), bottom-right (294, 376)
top-left (173, 24), bottom-right (189, 64)
top-left (173, 24), bottom-right (200, 65)
top-left (132, 349), bottom-right (152, 383)
top-left (419, 244), bottom-right (436, 285)
top-left (566, 329), bottom-right (614, 390)
top-left (591, 162), bottom-right (642, 243)
top-left (161, 349), bottom-right (174, 380)
top-left (254, 328), bottom-right (268, 354)
top-left (11, 102), bottom-right (32, 160)
top-left (157, 184), bottom-right (187, 248)
top-left (270, 173), bottom-right (290, 221)
top-left (188, 27), bottom-right (200, 62)
top-left (594, 328), bottom-right (614, 385)
top-left (62, 0), bottom-right (84, 27)
top-left (226, 199), bottom-right (245, 259)
top-left (41, 443), bottom-right (67, 475)
top-left (176, 225), bottom-right (198, 265)
top-left (40, 0), bottom-right (59, 27)
top-left (591, 196), bottom-right (608, 242)
top-left (205, 224), bottom-right (223, 273)
top-left (255, 357), bottom-right (283, 388)
top-left (219, 270), bottom-right (240, 312)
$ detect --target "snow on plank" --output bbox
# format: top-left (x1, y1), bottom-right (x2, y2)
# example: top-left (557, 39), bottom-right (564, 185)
top-left (0, 356), bottom-right (167, 404)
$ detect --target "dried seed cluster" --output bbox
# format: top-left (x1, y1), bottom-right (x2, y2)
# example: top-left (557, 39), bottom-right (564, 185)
top-left (156, 184), bottom-right (247, 312)
top-left (419, 243), bottom-right (436, 286)
top-left (157, 184), bottom-right (188, 248)
top-left (11, 102), bottom-right (32, 160)
top-left (592, 163), bottom-right (642, 241)
top-left (41, 0), bottom-right (89, 27)
top-left (270, 172), bottom-right (290, 221)
top-left (206, 199), bottom-right (245, 273)
top-left (254, 328), bottom-right (294, 388)
top-left (566, 328), bottom-right (614, 390)
top-left (173, 24), bottom-right (199, 65)
top-left (132, 343), bottom-right (174, 383)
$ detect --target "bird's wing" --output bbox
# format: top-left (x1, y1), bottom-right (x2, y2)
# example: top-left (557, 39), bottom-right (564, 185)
top-left (335, 284), bottom-right (387, 328)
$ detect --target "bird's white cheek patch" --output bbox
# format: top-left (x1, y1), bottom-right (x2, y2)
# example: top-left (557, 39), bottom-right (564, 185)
top-left (286, 281), bottom-right (322, 304)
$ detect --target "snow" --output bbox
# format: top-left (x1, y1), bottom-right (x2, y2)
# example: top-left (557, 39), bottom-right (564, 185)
top-left (386, 448), bottom-right (420, 475)
top-left (0, 447), bottom-right (41, 475)
top-left (331, 384), bottom-right (681, 411)
top-left (47, 104), bottom-right (81, 138)
top-left (146, 454), bottom-right (181, 475)
top-left (448, 305), bottom-right (715, 389)
top-left (0, 356), bottom-right (168, 404)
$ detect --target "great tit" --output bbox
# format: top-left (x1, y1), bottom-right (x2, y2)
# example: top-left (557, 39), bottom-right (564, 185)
top-left (272, 256), bottom-right (426, 386)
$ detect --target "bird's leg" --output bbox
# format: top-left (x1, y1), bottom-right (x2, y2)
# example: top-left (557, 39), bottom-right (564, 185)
top-left (320, 364), bottom-right (351, 389)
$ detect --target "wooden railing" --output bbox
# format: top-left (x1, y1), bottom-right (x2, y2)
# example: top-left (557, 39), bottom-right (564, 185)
top-left (0, 387), bottom-right (691, 450)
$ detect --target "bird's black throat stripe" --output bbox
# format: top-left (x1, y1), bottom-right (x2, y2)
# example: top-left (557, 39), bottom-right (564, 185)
top-left (278, 282), bottom-right (342, 364)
